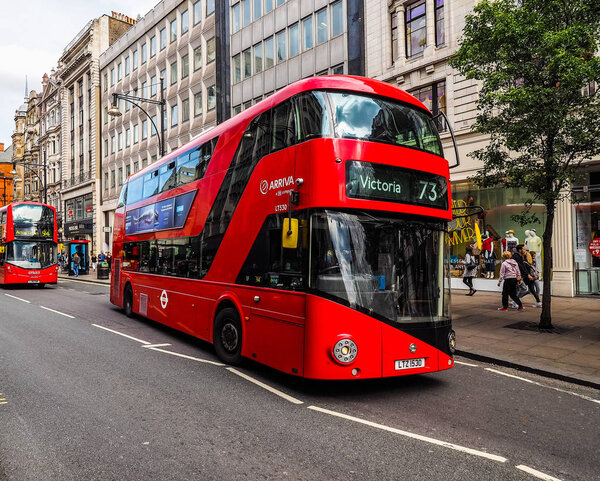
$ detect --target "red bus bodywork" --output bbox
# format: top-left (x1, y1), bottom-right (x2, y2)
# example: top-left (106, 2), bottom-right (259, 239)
top-left (110, 76), bottom-right (454, 379)
top-left (0, 202), bottom-right (59, 286)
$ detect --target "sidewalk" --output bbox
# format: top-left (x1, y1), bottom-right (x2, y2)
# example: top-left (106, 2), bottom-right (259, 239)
top-left (452, 289), bottom-right (600, 389)
top-left (58, 273), bottom-right (600, 388)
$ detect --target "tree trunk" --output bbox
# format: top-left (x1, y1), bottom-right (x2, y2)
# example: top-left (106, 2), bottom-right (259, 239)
top-left (539, 205), bottom-right (554, 329)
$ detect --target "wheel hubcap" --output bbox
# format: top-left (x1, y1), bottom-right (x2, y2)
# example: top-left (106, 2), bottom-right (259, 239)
top-left (221, 322), bottom-right (239, 352)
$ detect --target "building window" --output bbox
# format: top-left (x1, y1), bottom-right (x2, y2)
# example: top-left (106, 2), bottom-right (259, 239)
top-left (141, 43), bottom-right (147, 63)
top-left (151, 115), bottom-right (158, 136)
top-left (302, 16), bottom-right (313, 50)
top-left (207, 85), bottom-right (216, 111)
top-left (232, 3), bottom-right (241, 33)
top-left (276, 0), bottom-right (284, 6)
top-left (242, 0), bottom-right (251, 27)
top-left (182, 98), bottom-right (190, 122)
top-left (276, 30), bottom-right (286, 62)
top-left (118, 167), bottom-right (123, 186)
top-left (150, 36), bottom-right (157, 57)
top-left (406, 0), bottom-right (427, 57)
top-left (170, 19), bottom-right (177, 43)
top-left (194, 45), bottom-right (202, 70)
top-left (253, 0), bottom-right (261, 21)
top-left (254, 43), bottom-right (263, 74)
top-left (181, 10), bottom-right (189, 34)
top-left (134, 124), bottom-right (139, 144)
top-left (104, 139), bottom-right (108, 157)
top-left (151, 75), bottom-right (157, 96)
top-left (126, 128), bottom-right (131, 147)
top-left (126, 164), bottom-right (131, 178)
top-left (409, 80), bottom-right (447, 131)
top-left (264, 37), bottom-right (274, 69)
top-left (161, 69), bottom-right (167, 89)
top-left (171, 104), bottom-right (178, 127)
top-left (194, 1), bottom-right (202, 24)
top-left (118, 132), bottom-right (123, 150)
top-left (289, 23), bottom-right (299, 57)
top-left (332, 63), bottom-right (344, 75)
top-left (110, 68), bottom-right (115, 86)
top-left (435, 0), bottom-right (445, 46)
top-left (111, 169), bottom-right (116, 188)
top-left (243, 49), bottom-right (252, 78)
top-left (391, 12), bottom-right (398, 62)
top-left (160, 28), bottom-right (167, 50)
top-left (111, 135), bottom-right (116, 153)
top-left (316, 8), bottom-right (328, 44)
top-left (103, 73), bottom-right (108, 92)
top-left (233, 54), bottom-right (241, 83)
top-left (142, 81), bottom-right (148, 98)
top-left (133, 50), bottom-right (138, 69)
top-left (206, 0), bottom-right (215, 16)
top-left (265, 0), bottom-right (273, 13)
top-left (125, 56), bottom-right (130, 76)
top-left (206, 37), bottom-right (216, 63)
top-left (171, 61), bottom-right (178, 85)
top-left (142, 119), bottom-right (148, 139)
top-left (118, 63), bottom-right (122, 81)
top-left (134, 161), bottom-right (139, 172)
top-left (104, 172), bottom-right (109, 190)
top-left (182, 54), bottom-right (189, 79)
top-left (194, 91), bottom-right (203, 116)
top-left (331, 1), bottom-right (343, 38)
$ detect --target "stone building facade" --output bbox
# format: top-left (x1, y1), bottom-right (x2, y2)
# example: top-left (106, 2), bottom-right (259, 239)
top-left (0, 144), bottom-right (15, 206)
top-left (22, 90), bottom-right (42, 202)
top-left (57, 13), bottom-right (134, 254)
top-left (10, 101), bottom-right (27, 202)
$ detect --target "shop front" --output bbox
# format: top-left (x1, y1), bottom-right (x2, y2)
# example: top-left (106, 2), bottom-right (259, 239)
top-left (450, 182), bottom-right (546, 291)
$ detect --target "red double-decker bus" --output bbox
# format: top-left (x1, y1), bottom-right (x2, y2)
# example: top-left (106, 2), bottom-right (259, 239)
top-left (0, 202), bottom-right (58, 287)
top-left (110, 76), bottom-right (455, 379)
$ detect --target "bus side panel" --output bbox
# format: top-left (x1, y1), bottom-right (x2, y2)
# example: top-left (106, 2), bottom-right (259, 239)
top-left (381, 323), bottom-right (440, 378)
top-left (303, 295), bottom-right (382, 380)
top-left (238, 288), bottom-right (306, 376)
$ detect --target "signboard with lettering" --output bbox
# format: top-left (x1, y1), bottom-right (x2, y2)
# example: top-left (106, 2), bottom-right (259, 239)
top-left (345, 161), bottom-right (448, 210)
top-left (125, 191), bottom-right (196, 235)
top-left (589, 238), bottom-right (600, 258)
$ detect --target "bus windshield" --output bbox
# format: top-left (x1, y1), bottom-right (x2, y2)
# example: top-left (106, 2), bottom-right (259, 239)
top-left (5, 241), bottom-right (56, 269)
top-left (311, 210), bottom-right (449, 324)
top-left (12, 204), bottom-right (55, 239)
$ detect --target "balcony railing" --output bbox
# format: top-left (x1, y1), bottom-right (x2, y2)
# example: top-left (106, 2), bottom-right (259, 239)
top-left (63, 170), bottom-right (93, 189)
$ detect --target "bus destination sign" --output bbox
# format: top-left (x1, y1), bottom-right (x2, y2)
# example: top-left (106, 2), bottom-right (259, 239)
top-left (345, 160), bottom-right (448, 210)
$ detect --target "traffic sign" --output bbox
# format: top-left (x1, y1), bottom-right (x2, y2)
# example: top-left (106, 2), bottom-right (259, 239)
top-left (589, 238), bottom-right (600, 258)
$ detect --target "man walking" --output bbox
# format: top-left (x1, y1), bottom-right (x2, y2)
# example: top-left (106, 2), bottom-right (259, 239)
top-left (73, 253), bottom-right (81, 277)
top-left (513, 244), bottom-right (541, 306)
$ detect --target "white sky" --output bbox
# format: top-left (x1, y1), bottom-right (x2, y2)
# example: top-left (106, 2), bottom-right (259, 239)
top-left (0, 0), bottom-right (158, 147)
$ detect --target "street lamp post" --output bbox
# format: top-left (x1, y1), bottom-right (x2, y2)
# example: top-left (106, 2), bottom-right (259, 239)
top-left (108, 77), bottom-right (166, 157)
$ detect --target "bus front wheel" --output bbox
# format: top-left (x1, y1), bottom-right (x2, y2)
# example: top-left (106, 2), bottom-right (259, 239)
top-left (124, 285), bottom-right (134, 318)
top-left (213, 307), bottom-right (243, 365)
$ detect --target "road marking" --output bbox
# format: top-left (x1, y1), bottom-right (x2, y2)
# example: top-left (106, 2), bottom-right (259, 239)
top-left (485, 368), bottom-right (600, 405)
top-left (516, 464), bottom-right (562, 481)
top-left (142, 343), bottom-right (172, 349)
top-left (149, 347), bottom-right (225, 366)
top-left (40, 306), bottom-right (75, 319)
top-left (4, 294), bottom-right (30, 303)
top-left (60, 279), bottom-right (110, 287)
top-left (307, 405), bottom-right (507, 463)
top-left (227, 367), bottom-right (304, 405)
top-left (92, 324), bottom-right (151, 345)
top-left (455, 360), bottom-right (479, 367)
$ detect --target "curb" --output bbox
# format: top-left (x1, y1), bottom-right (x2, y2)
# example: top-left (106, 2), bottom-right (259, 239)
top-left (456, 349), bottom-right (600, 391)
top-left (58, 275), bottom-right (110, 286)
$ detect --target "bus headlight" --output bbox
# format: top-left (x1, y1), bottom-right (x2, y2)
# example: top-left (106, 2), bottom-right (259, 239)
top-left (448, 330), bottom-right (456, 354)
top-left (332, 339), bottom-right (358, 364)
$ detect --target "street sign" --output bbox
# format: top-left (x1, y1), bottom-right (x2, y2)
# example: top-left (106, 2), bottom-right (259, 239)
top-left (589, 238), bottom-right (600, 258)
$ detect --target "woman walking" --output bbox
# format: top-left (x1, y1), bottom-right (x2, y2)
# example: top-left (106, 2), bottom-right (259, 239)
top-left (497, 251), bottom-right (523, 310)
top-left (462, 246), bottom-right (478, 296)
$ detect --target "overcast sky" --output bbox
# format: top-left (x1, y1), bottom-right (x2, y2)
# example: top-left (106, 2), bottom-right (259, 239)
top-left (0, 0), bottom-right (158, 148)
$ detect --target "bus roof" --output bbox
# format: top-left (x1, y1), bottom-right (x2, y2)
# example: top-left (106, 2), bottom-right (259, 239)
top-left (128, 75), bottom-right (432, 183)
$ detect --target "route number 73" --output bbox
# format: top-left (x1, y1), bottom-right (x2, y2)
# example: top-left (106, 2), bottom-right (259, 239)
top-left (418, 180), bottom-right (439, 202)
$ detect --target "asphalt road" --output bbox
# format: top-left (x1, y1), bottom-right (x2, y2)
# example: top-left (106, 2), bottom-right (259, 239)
top-left (0, 279), bottom-right (598, 481)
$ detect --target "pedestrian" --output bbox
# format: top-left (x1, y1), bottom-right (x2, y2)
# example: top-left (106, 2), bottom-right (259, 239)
top-left (513, 244), bottom-right (541, 306)
top-left (462, 246), bottom-right (478, 296)
top-left (91, 253), bottom-right (97, 271)
top-left (497, 251), bottom-right (523, 310)
top-left (73, 253), bottom-right (81, 277)
top-left (528, 251), bottom-right (542, 307)
top-left (99, 252), bottom-right (105, 262)
top-left (106, 252), bottom-right (112, 271)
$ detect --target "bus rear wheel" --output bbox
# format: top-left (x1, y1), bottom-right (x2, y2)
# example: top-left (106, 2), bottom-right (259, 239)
top-left (213, 307), bottom-right (243, 365)
top-left (123, 285), bottom-right (134, 318)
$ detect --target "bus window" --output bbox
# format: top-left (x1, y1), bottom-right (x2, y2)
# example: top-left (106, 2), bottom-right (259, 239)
top-left (177, 150), bottom-right (199, 185)
top-left (127, 176), bottom-right (144, 205)
top-left (117, 183), bottom-right (127, 208)
top-left (143, 170), bottom-right (159, 199)
top-left (159, 161), bottom-right (177, 192)
top-left (298, 91), bottom-right (332, 141)
top-left (272, 100), bottom-right (296, 152)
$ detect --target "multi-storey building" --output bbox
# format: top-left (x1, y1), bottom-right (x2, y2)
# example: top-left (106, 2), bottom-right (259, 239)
top-left (39, 70), bottom-right (63, 228)
top-left (99, 0), bottom-right (228, 253)
top-left (10, 100), bottom-right (27, 202)
top-left (22, 90), bottom-right (42, 202)
top-left (0, 144), bottom-right (15, 206)
top-left (57, 13), bottom-right (135, 254)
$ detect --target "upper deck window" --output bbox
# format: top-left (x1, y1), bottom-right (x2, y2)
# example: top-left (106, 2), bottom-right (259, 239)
top-left (12, 205), bottom-right (55, 239)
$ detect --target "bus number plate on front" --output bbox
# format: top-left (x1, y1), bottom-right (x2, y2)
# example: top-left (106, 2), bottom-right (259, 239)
top-left (28, 280), bottom-right (40, 284)
top-left (395, 358), bottom-right (425, 370)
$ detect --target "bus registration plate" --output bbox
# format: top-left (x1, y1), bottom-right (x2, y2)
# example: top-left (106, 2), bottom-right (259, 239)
top-left (395, 358), bottom-right (425, 370)
top-left (28, 280), bottom-right (40, 284)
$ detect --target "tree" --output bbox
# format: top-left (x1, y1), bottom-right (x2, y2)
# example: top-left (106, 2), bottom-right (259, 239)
top-left (450, 0), bottom-right (600, 328)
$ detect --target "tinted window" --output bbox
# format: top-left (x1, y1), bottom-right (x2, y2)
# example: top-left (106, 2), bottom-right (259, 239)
top-left (298, 91), bottom-right (332, 141)
top-left (159, 161), bottom-right (177, 192)
top-left (272, 100), bottom-right (296, 151)
top-left (127, 176), bottom-right (144, 205)
top-left (143, 171), bottom-right (159, 198)
top-left (117, 183), bottom-right (127, 208)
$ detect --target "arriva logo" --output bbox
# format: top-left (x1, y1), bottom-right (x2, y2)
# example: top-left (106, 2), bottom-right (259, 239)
top-left (260, 176), bottom-right (294, 194)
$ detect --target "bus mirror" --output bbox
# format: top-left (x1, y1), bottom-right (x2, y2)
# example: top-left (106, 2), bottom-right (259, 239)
top-left (282, 218), bottom-right (299, 249)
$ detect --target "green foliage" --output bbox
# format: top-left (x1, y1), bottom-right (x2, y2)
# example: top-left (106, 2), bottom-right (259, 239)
top-left (450, 0), bottom-right (600, 211)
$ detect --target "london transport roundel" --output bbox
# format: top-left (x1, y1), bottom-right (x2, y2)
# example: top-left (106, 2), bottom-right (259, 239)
top-left (589, 238), bottom-right (600, 258)
top-left (160, 290), bottom-right (169, 309)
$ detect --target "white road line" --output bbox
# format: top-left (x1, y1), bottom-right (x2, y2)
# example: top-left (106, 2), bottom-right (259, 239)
top-left (40, 306), bottom-right (75, 319)
top-left (307, 405), bottom-right (507, 463)
top-left (485, 368), bottom-right (600, 405)
top-left (149, 347), bottom-right (225, 366)
top-left (92, 324), bottom-right (151, 345)
top-left (516, 464), bottom-right (562, 481)
top-left (4, 294), bottom-right (30, 303)
top-left (455, 360), bottom-right (479, 367)
top-left (227, 367), bottom-right (304, 405)
top-left (142, 343), bottom-right (172, 349)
